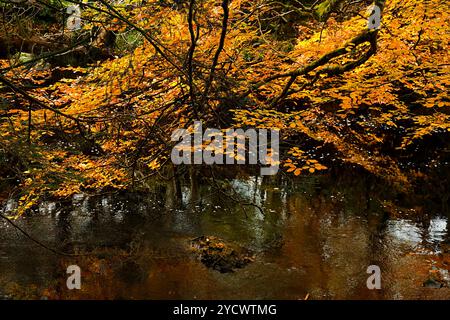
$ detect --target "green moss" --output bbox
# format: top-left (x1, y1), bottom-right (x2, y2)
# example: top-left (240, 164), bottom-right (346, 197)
top-left (314, 0), bottom-right (342, 21)
top-left (115, 30), bottom-right (144, 53)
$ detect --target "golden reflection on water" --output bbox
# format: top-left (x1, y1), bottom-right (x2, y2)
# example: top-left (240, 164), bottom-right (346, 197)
top-left (1, 176), bottom-right (449, 300)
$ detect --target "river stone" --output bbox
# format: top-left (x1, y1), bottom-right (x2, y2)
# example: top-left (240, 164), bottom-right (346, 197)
top-left (422, 278), bottom-right (443, 289)
top-left (190, 236), bottom-right (254, 273)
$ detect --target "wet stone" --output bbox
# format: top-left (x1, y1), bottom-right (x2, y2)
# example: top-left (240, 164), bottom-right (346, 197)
top-left (190, 236), bottom-right (254, 273)
top-left (423, 278), bottom-right (443, 289)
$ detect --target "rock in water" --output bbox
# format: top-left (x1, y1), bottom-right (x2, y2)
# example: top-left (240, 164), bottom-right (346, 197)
top-left (423, 278), bottom-right (443, 289)
top-left (190, 236), bottom-right (254, 273)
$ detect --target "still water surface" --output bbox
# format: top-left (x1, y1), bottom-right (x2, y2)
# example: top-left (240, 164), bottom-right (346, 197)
top-left (1, 176), bottom-right (449, 299)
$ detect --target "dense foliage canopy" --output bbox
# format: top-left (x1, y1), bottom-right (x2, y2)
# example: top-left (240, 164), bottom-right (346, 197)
top-left (0, 0), bottom-right (448, 216)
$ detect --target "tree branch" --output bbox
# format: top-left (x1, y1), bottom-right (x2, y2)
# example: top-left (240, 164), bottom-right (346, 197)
top-left (202, 0), bottom-right (230, 103)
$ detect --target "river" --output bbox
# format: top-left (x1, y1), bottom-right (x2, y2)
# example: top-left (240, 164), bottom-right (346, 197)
top-left (1, 172), bottom-right (449, 299)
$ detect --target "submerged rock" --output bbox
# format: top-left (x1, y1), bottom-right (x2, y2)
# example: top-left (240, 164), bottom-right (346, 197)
top-left (423, 278), bottom-right (443, 289)
top-left (190, 236), bottom-right (254, 273)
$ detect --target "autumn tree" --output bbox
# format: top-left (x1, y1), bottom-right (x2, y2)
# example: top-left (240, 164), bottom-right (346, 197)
top-left (0, 0), bottom-right (448, 216)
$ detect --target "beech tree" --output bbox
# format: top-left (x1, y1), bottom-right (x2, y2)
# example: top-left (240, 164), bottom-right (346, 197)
top-left (0, 0), bottom-right (448, 216)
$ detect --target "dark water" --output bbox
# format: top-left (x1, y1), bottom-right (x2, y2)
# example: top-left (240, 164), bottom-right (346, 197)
top-left (1, 175), bottom-right (450, 299)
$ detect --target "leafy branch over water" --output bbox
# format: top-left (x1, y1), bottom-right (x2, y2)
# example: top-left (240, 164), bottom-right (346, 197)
top-left (0, 0), bottom-right (448, 216)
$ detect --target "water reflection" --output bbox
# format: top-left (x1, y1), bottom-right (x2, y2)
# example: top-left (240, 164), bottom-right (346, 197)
top-left (1, 176), bottom-right (449, 300)
top-left (386, 218), bottom-right (448, 251)
top-left (428, 218), bottom-right (448, 244)
top-left (386, 220), bottom-right (422, 247)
